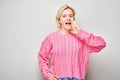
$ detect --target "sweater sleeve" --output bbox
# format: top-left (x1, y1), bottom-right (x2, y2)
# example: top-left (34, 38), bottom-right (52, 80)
top-left (38, 35), bottom-right (52, 80)
top-left (76, 29), bottom-right (106, 53)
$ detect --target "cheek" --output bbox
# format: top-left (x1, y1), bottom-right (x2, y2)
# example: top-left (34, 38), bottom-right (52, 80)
top-left (70, 18), bottom-right (74, 20)
top-left (59, 19), bottom-right (65, 24)
top-left (58, 19), bottom-right (62, 24)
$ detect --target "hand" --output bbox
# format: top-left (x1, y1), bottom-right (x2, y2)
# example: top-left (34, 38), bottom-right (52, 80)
top-left (70, 19), bottom-right (80, 34)
top-left (50, 74), bottom-right (58, 80)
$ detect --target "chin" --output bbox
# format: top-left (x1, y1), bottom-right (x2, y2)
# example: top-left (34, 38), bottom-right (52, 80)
top-left (65, 26), bottom-right (72, 30)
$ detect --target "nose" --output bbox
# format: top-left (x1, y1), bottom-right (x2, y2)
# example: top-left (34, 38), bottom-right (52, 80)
top-left (66, 16), bottom-right (71, 21)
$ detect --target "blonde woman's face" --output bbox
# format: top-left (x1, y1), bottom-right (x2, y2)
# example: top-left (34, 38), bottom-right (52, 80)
top-left (59, 8), bottom-right (74, 30)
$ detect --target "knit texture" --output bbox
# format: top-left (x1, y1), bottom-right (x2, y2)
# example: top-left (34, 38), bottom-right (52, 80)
top-left (38, 29), bottom-right (106, 80)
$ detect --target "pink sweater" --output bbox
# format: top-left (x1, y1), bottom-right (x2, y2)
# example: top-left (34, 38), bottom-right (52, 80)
top-left (38, 29), bottom-right (106, 80)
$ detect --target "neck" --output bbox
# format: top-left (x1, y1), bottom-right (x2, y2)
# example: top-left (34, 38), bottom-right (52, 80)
top-left (59, 28), bottom-right (69, 34)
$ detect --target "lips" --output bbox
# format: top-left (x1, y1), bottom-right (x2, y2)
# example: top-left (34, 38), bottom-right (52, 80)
top-left (65, 22), bottom-right (71, 25)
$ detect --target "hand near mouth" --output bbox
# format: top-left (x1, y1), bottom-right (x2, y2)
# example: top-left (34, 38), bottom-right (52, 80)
top-left (70, 20), bottom-right (80, 34)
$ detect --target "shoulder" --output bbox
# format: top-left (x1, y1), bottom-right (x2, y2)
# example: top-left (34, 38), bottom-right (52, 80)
top-left (45, 31), bottom-right (58, 40)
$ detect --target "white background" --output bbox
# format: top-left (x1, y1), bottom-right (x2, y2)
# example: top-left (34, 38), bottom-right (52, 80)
top-left (0, 0), bottom-right (120, 80)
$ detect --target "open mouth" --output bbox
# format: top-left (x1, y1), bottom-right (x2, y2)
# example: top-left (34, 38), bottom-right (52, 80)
top-left (65, 22), bottom-right (71, 25)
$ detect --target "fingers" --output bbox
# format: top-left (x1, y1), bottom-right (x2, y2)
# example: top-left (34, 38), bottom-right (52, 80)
top-left (71, 19), bottom-right (75, 28)
top-left (70, 19), bottom-right (80, 34)
top-left (50, 74), bottom-right (58, 80)
top-left (71, 19), bottom-right (80, 30)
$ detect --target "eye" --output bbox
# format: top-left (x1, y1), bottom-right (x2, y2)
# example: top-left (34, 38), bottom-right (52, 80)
top-left (69, 14), bottom-right (73, 17)
top-left (62, 15), bottom-right (66, 18)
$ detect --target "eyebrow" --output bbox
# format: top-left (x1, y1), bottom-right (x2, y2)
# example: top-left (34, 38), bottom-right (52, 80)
top-left (62, 14), bottom-right (73, 15)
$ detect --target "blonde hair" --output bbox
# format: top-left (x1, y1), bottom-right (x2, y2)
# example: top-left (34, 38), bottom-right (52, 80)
top-left (56, 5), bottom-right (76, 28)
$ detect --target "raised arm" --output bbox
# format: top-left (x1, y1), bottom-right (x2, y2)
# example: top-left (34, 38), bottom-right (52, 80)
top-left (70, 20), bottom-right (106, 53)
top-left (76, 29), bottom-right (106, 53)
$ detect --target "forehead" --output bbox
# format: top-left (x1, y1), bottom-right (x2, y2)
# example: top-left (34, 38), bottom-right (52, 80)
top-left (62, 8), bottom-right (73, 15)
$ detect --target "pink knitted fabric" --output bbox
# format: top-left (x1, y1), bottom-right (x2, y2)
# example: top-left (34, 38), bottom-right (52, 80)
top-left (38, 29), bottom-right (106, 80)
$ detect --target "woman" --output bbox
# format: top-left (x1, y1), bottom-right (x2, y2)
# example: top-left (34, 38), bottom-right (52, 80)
top-left (38, 5), bottom-right (106, 80)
